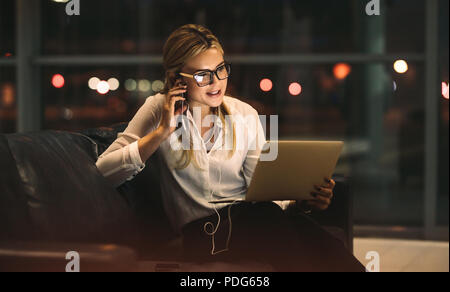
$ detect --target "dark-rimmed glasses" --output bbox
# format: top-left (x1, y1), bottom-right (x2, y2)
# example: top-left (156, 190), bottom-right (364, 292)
top-left (179, 62), bottom-right (231, 87)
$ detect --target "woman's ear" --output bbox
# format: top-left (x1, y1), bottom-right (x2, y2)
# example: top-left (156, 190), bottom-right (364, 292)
top-left (166, 71), bottom-right (179, 89)
top-left (168, 71), bottom-right (177, 80)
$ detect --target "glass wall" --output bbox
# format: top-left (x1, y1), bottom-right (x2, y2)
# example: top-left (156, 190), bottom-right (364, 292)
top-left (40, 0), bottom-right (425, 55)
top-left (0, 68), bottom-right (16, 133)
top-left (437, 0), bottom-right (449, 226)
top-left (0, 0), bottom-right (15, 55)
top-left (2, 0), bottom-right (447, 238)
top-left (42, 65), bottom-right (165, 130)
top-left (0, 0), bottom-right (16, 133)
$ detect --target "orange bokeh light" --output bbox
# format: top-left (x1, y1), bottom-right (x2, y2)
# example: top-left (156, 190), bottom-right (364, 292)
top-left (260, 78), bottom-right (273, 92)
top-left (289, 82), bottom-right (302, 96)
top-left (333, 63), bottom-right (352, 80)
top-left (1, 83), bottom-right (15, 107)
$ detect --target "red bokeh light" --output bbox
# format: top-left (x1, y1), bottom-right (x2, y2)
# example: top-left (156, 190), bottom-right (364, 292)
top-left (260, 78), bottom-right (273, 92)
top-left (52, 74), bottom-right (65, 89)
top-left (289, 83), bottom-right (302, 96)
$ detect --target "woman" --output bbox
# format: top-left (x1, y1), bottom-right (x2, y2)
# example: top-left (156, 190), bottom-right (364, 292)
top-left (96, 24), bottom-right (364, 272)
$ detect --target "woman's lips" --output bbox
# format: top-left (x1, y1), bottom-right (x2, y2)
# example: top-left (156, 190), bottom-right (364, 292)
top-left (207, 89), bottom-right (221, 98)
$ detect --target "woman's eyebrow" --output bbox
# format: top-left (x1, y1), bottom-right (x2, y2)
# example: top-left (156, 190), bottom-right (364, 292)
top-left (194, 61), bottom-right (225, 72)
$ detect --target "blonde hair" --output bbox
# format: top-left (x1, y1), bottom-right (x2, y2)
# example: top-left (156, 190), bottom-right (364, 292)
top-left (161, 24), bottom-right (236, 170)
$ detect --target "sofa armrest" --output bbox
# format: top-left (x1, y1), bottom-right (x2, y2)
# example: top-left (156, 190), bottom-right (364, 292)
top-left (0, 241), bottom-right (138, 272)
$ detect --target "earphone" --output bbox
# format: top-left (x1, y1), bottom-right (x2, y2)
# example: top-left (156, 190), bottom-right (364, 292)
top-left (202, 112), bottom-right (239, 256)
top-left (175, 77), bottom-right (192, 137)
top-left (203, 162), bottom-right (239, 256)
top-left (175, 80), bottom-right (236, 256)
top-left (179, 95), bottom-right (190, 134)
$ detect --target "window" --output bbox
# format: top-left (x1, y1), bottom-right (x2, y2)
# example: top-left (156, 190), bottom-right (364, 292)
top-left (3, 0), bottom-right (446, 239)
top-left (37, 0), bottom-right (430, 229)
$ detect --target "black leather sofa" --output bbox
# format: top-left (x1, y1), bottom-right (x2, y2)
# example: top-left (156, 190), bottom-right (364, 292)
top-left (0, 123), bottom-right (354, 272)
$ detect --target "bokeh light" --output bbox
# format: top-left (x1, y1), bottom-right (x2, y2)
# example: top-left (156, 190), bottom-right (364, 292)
top-left (62, 108), bottom-right (74, 120)
top-left (88, 77), bottom-right (100, 90)
top-left (333, 63), bottom-right (352, 80)
top-left (260, 78), bottom-right (273, 92)
top-left (289, 82), bottom-right (302, 96)
top-left (1, 83), bottom-right (15, 107)
top-left (394, 60), bottom-right (409, 74)
top-left (138, 80), bottom-right (151, 92)
top-left (96, 81), bottom-right (110, 95)
top-left (152, 80), bottom-right (164, 92)
top-left (443, 82), bottom-right (449, 100)
top-left (125, 79), bottom-right (137, 91)
top-left (51, 74), bottom-right (65, 88)
top-left (108, 78), bottom-right (120, 91)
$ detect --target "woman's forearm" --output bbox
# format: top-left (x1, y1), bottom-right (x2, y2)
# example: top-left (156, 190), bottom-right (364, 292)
top-left (138, 126), bottom-right (170, 163)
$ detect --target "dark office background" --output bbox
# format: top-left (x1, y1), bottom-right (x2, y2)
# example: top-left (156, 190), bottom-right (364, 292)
top-left (0, 0), bottom-right (448, 240)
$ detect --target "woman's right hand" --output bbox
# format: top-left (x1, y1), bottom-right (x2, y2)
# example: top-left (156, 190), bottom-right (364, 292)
top-left (159, 82), bottom-right (188, 137)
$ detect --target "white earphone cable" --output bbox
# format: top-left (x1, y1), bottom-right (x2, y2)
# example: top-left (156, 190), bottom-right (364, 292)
top-left (203, 137), bottom-right (238, 256)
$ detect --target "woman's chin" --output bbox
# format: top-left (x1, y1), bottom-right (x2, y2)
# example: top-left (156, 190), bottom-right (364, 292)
top-left (205, 95), bottom-right (224, 108)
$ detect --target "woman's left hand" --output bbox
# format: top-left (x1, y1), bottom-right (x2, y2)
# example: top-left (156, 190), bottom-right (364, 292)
top-left (302, 177), bottom-right (336, 211)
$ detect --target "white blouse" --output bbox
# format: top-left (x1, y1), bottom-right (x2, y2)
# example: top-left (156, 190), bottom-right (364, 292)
top-left (95, 93), bottom-right (290, 234)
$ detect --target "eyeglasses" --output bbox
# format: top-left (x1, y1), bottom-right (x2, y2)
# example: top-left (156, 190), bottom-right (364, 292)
top-left (179, 62), bottom-right (231, 87)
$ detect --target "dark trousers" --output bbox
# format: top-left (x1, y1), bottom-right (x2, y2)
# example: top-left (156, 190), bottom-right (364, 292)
top-left (181, 202), bottom-right (365, 272)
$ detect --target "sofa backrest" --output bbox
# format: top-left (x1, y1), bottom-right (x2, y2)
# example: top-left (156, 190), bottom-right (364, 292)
top-left (81, 123), bottom-right (176, 258)
top-left (0, 131), bottom-right (139, 247)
